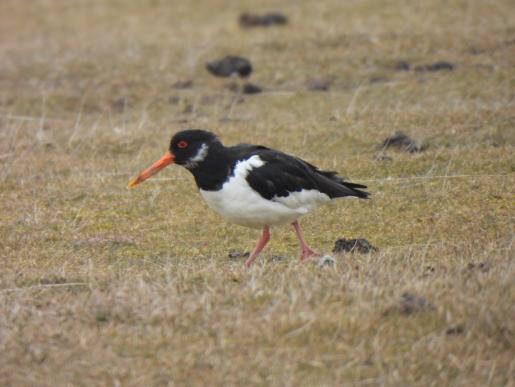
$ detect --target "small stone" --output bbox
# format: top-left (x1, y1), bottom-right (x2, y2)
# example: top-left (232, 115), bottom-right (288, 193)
top-left (317, 255), bottom-right (336, 267)
top-left (333, 238), bottom-right (377, 254)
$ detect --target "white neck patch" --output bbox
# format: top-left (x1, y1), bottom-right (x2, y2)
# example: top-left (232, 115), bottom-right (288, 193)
top-left (185, 143), bottom-right (209, 169)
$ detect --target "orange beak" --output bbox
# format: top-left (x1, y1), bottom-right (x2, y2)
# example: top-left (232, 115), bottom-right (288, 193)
top-left (128, 151), bottom-right (175, 188)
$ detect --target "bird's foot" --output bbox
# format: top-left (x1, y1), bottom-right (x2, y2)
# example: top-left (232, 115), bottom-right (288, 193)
top-left (244, 256), bottom-right (257, 268)
top-left (299, 248), bottom-right (322, 262)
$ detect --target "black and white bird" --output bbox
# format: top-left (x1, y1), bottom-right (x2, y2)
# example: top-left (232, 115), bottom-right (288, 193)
top-left (128, 130), bottom-right (369, 267)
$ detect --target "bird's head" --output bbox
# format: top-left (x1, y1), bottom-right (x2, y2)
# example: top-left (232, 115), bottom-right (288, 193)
top-left (128, 129), bottom-right (220, 188)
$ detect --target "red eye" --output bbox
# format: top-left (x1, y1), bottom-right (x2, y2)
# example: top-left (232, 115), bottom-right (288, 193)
top-left (177, 140), bottom-right (188, 149)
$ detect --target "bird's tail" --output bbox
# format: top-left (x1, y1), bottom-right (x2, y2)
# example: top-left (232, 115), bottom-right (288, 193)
top-left (341, 181), bottom-right (370, 199)
top-left (318, 170), bottom-right (370, 199)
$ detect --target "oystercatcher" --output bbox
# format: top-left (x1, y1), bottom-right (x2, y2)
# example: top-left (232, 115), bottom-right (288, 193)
top-left (128, 130), bottom-right (369, 267)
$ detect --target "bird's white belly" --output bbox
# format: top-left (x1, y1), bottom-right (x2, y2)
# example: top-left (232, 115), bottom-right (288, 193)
top-left (199, 156), bottom-right (330, 229)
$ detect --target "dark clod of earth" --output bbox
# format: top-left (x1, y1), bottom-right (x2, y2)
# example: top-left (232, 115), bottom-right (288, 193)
top-left (333, 238), bottom-right (377, 254)
top-left (206, 56), bottom-right (252, 78)
top-left (228, 250), bottom-right (250, 260)
top-left (225, 82), bottom-right (263, 94)
top-left (307, 77), bottom-right (333, 91)
top-left (383, 292), bottom-right (435, 316)
top-left (379, 132), bottom-right (424, 153)
top-left (414, 61), bottom-right (455, 72)
top-left (243, 83), bottom-right (262, 94)
top-left (239, 12), bottom-right (288, 28)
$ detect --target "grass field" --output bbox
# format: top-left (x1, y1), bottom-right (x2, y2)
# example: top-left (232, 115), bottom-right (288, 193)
top-left (1, 0), bottom-right (514, 385)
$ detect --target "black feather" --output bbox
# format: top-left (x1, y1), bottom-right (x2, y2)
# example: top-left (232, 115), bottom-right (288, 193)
top-left (231, 144), bottom-right (369, 200)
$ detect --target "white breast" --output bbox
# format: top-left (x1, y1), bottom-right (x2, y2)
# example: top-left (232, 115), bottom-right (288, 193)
top-left (199, 156), bottom-right (330, 229)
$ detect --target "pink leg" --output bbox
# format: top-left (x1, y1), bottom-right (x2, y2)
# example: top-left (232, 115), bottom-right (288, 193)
top-left (292, 220), bottom-right (320, 262)
top-left (245, 226), bottom-right (271, 268)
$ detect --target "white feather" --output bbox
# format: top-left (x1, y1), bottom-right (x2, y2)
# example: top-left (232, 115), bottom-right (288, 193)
top-left (200, 156), bottom-right (330, 228)
top-left (185, 143), bottom-right (209, 169)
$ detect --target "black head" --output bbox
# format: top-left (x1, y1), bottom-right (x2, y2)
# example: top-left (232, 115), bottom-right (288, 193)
top-left (128, 129), bottom-right (224, 188)
top-left (169, 129), bottom-right (221, 168)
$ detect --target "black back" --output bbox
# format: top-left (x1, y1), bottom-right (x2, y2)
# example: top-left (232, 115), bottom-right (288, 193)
top-left (232, 144), bottom-right (369, 199)
top-left (182, 135), bottom-right (369, 200)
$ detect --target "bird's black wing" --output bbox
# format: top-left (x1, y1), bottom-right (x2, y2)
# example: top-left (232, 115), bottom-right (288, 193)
top-left (231, 144), bottom-right (369, 200)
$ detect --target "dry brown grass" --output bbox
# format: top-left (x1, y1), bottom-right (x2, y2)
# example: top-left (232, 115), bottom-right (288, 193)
top-left (0, 0), bottom-right (514, 385)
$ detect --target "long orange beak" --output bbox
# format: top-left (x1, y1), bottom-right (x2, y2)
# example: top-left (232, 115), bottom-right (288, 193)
top-left (128, 151), bottom-right (175, 188)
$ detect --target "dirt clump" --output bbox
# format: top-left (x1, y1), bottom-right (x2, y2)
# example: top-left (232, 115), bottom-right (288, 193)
top-left (379, 132), bottom-right (424, 153)
top-left (206, 56), bottom-right (252, 78)
top-left (333, 238), bottom-right (377, 254)
top-left (240, 12), bottom-right (288, 28)
top-left (415, 61), bottom-right (455, 72)
top-left (307, 77), bottom-right (334, 91)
